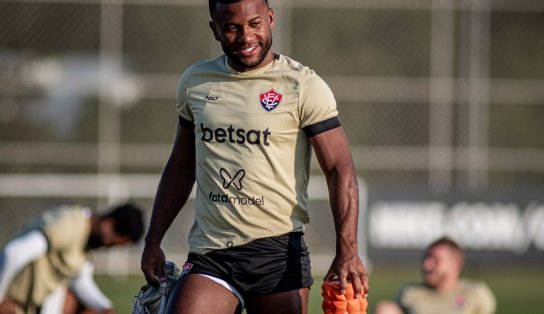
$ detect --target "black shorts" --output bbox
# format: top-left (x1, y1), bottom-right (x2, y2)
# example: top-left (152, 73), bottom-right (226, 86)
top-left (182, 232), bottom-right (313, 296)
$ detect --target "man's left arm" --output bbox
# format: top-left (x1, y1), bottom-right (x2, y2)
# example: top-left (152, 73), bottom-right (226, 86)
top-left (69, 261), bottom-right (113, 313)
top-left (310, 126), bottom-right (369, 297)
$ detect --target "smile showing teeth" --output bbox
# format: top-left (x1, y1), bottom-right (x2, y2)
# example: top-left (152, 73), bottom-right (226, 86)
top-left (238, 46), bottom-right (257, 55)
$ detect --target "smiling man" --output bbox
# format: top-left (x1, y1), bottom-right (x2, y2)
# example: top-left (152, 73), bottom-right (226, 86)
top-left (140, 1), bottom-right (369, 313)
top-left (374, 237), bottom-right (496, 314)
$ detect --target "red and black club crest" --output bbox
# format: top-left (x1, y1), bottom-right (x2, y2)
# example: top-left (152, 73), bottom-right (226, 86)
top-left (259, 89), bottom-right (282, 112)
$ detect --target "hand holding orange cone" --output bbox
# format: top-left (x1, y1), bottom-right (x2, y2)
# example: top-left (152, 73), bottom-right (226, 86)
top-left (322, 280), bottom-right (368, 314)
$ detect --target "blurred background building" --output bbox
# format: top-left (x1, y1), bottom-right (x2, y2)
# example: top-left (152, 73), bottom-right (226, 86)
top-left (1, 0), bottom-right (543, 274)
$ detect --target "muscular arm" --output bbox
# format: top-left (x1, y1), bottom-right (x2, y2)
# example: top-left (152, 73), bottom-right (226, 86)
top-left (310, 126), bottom-right (369, 297)
top-left (141, 122), bottom-right (196, 285)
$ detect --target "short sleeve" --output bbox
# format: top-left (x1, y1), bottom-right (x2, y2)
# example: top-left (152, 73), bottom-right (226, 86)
top-left (176, 67), bottom-right (194, 123)
top-left (299, 71), bottom-right (338, 129)
top-left (475, 282), bottom-right (497, 314)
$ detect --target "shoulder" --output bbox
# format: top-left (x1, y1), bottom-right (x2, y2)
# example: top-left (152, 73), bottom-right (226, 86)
top-left (458, 278), bottom-right (495, 296)
top-left (398, 283), bottom-right (427, 295)
top-left (38, 205), bottom-right (91, 247)
top-left (177, 56), bottom-right (227, 93)
top-left (458, 278), bottom-right (491, 290)
top-left (459, 278), bottom-right (497, 310)
top-left (63, 204), bottom-right (90, 218)
top-left (275, 55), bottom-right (310, 72)
top-left (396, 283), bottom-right (433, 303)
top-left (39, 205), bottom-right (90, 232)
top-left (395, 283), bottom-right (431, 313)
top-left (277, 55), bottom-right (332, 95)
top-left (183, 56), bottom-right (226, 78)
top-left (42, 204), bottom-right (88, 222)
top-left (274, 55), bottom-right (320, 80)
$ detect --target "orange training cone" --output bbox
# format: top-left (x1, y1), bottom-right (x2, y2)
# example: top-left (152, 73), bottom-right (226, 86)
top-left (321, 281), bottom-right (368, 314)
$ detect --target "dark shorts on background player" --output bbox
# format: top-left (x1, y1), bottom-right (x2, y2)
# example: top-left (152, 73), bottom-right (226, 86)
top-left (183, 232), bottom-right (313, 297)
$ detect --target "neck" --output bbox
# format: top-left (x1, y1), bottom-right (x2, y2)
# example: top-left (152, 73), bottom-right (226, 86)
top-left (228, 51), bottom-right (276, 73)
top-left (436, 276), bottom-right (459, 293)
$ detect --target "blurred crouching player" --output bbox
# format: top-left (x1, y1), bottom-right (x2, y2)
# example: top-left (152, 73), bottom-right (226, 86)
top-left (0, 203), bottom-right (144, 314)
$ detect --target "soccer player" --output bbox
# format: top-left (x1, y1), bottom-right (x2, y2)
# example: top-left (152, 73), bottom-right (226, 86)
top-left (140, 0), bottom-right (369, 313)
top-left (0, 203), bottom-right (145, 314)
top-left (373, 236), bottom-right (496, 314)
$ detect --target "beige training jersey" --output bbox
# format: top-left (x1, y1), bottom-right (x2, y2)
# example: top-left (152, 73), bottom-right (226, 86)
top-left (7, 205), bottom-right (91, 309)
top-left (397, 279), bottom-right (497, 314)
top-left (176, 54), bottom-right (339, 255)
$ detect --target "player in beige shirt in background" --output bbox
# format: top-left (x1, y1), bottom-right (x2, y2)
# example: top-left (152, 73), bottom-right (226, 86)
top-left (0, 203), bottom-right (144, 314)
top-left (374, 237), bottom-right (496, 314)
top-left (140, 0), bottom-right (369, 313)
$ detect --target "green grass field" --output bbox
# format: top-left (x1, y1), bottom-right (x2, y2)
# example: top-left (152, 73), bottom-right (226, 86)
top-left (96, 264), bottom-right (544, 313)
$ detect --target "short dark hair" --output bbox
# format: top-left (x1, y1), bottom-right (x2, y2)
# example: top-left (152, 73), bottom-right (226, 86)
top-left (103, 203), bottom-right (145, 242)
top-left (428, 236), bottom-right (464, 260)
top-left (208, 0), bottom-right (269, 18)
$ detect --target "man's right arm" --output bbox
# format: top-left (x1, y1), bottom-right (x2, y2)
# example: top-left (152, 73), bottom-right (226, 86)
top-left (141, 121), bottom-right (196, 286)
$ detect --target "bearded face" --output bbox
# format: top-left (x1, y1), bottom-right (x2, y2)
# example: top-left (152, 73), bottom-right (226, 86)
top-left (210, 0), bottom-right (275, 72)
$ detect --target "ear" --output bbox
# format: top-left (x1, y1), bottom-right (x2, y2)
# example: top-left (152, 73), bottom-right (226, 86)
top-left (268, 8), bottom-right (275, 29)
top-left (209, 21), bottom-right (220, 41)
top-left (100, 217), bottom-right (115, 232)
